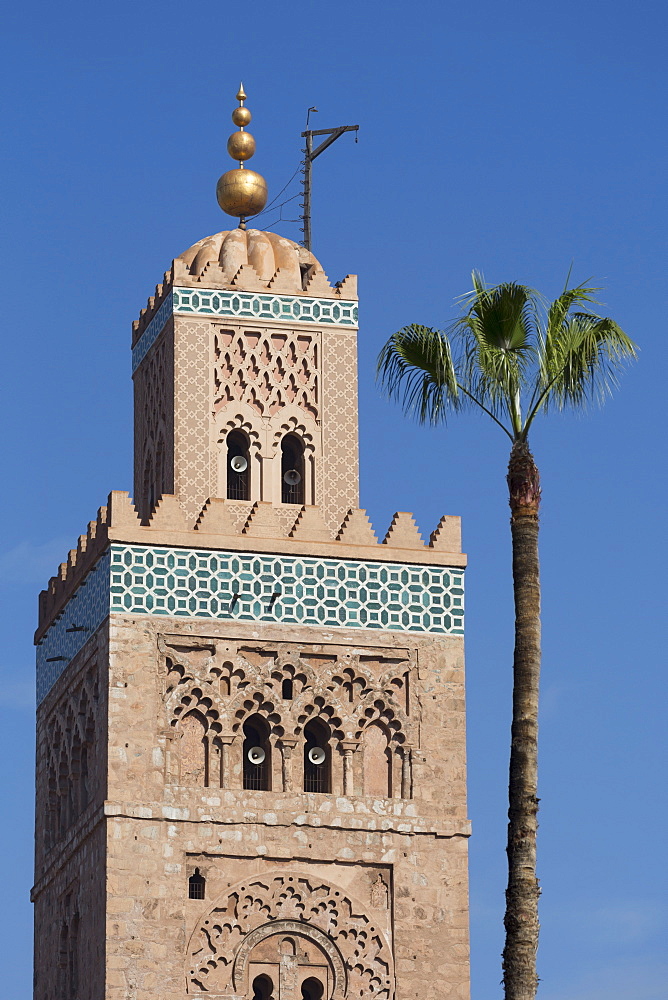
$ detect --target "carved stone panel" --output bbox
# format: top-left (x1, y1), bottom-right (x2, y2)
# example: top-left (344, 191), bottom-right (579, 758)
top-left (187, 872), bottom-right (394, 999)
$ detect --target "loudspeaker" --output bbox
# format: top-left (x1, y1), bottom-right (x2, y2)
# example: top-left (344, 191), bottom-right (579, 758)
top-left (230, 455), bottom-right (248, 473)
top-left (283, 469), bottom-right (301, 486)
top-left (308, 746), bottom-right (326, 766)
top-left (247, 746), bottom-right (266, 765)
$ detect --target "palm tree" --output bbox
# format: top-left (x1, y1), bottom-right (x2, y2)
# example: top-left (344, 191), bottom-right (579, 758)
top-left (377, 273), bottom-right (637, 1000)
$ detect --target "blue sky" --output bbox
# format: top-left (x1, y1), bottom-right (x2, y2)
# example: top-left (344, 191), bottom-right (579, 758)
top-left (1, 1), bottom-right (666, 996)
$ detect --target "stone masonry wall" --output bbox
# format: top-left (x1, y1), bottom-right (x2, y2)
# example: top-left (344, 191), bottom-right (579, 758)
top-left (33, 625), bottom-right (109, 1000)
top-left (102, 614), bottom-right (470, 1000)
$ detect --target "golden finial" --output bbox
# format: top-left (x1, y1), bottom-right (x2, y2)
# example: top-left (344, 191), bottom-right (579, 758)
top-left (216, 84), bottom-right (267, 228)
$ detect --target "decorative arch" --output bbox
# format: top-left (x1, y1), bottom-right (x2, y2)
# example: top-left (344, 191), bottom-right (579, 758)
top-left (228, 689), bottom-right (284, 738)
top-left (171, 686), bottom-right (222, 734)
top-left (362, 722), bottom-right (392, 798)
top-left (353, 691), bottom-right (414, 745)
top-left (171, 688), bottom-right (223, 788)
top-left (186, 871), bottom-right (394, 1000)
top-left (271, 412), bottom-right (317, 506)
top-left (242, 714), bottom-right (272, 791)
top-left (304, 718), bottom-right (332, 793)
top-left (270, 413), bottom-right (316, 456)
top-left (281, 433), bottom-right (305, 505)
top-left (234, 920), bottom-right (344, 999)
top-left (216, 414), bottom-right (261, 501)
top-left (292, 691), bottom-right (345, 742)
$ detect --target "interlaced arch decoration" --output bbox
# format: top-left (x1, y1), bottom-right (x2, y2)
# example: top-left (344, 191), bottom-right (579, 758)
top-left (271, 413), bottom-right (316, 457)
top-left (186, 871), bottom-right (394, 1000)
top-left (217, 415), bottom-right (262, 452)
top-left (134, 324), bottom-right (174, 518)
top-left (43, 661), bottom-right (100, 852)
top-left (161, 640), bottom-right (418, 794)
top-left (213, 327), bottom-right (320, 421)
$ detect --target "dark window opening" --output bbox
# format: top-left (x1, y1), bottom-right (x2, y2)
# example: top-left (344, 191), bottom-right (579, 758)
top-left (301, 977), bottom-right (324, 1000)
top-left (227, 431), bottom-right (250, 500)
top-left (304, 719), bottom-right (330, 794)
top-left (189, 868), bottom-right (206, 899)
top-left (243, 716), bottom-right (271, 791)
top-left (282, 678), bottom-right (293, 700)
top-left (281, 434), bottom-right (305, 505)
top-left (300, 263), bottom-right (315, 290)
top-left (253, 974), bottom-right (275, 1000)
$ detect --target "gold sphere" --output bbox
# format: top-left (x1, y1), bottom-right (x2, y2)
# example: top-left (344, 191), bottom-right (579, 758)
top-left (227, 130), bottom-right (256, 161)
top-left (216, 168), bottom-right (268, 217)
top-left (232, 106), bottom-right (252, 127)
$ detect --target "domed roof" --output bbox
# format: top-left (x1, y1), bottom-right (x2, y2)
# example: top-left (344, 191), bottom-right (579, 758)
top-left (178, 228), bottom-right (324, 294)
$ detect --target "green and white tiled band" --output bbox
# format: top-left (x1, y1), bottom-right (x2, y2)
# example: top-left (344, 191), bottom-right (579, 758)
top-left (36, 544), bottom-right (464, 704)
top-left (132, 288), bottom-right (359, 371)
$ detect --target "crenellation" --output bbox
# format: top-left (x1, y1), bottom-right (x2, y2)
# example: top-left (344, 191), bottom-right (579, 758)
top-left (288, 505), bottom-right (332, 542)
top-left (37, 504), bottom-right (110, 637)
top-left (36, 492), bottom-right (464, 642)
top-left (429, 514), bottom-right (462, 552)
top-left (382, 511), bottom-right (425, 549)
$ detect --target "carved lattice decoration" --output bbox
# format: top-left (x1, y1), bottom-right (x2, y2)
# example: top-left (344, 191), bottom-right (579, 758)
top-left (160, 640), bottom-right (416, 797)
top-left (133, 323), bottom-right (174, 516)
top-left (214, 328), bottom-right (319, 420)
top-left (162, 640), bottom-right (416, 748)
top-left (186, 872), bottom-right (394, 999)
top-left (43, 662), bottom-right (100, 851)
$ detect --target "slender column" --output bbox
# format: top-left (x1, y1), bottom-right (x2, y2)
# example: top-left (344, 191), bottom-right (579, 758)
top-left (219, 735), bottom-right (236, 789)
top-left (340, 740), bottom-right (360, 796)
top-left (401, 746), bottom-right (413, 799)
top-left (279, 739), bottom-right (298, 792)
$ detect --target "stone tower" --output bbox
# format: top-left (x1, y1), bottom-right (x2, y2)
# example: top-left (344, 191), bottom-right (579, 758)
top-left (32, 92), bottom-right (470, 1000)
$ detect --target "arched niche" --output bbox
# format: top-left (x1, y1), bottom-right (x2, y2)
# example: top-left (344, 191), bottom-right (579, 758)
top-left (179, 710), bottom-right (209, 786)
top-left (281, 433), bottom-right (305, 505)
top-left (226, 430), bottom-right (251, 500)
top-left (303, 718), bottom-right (331, 794)
top-left (362, 722), bottom-right (392, 798)
top-left (243, 714), bottom-right (271, 791)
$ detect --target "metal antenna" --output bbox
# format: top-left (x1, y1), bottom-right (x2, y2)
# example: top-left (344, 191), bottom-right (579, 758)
top-left (300, 113), bottom-right (359, 251)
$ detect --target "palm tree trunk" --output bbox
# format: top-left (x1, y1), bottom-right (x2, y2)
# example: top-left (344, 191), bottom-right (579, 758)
top-left (503, 439), bottom-right (542, 1000)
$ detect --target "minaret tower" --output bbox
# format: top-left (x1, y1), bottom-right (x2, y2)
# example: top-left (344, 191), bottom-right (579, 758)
top-left (33, 89), bottom-right (471, 1000)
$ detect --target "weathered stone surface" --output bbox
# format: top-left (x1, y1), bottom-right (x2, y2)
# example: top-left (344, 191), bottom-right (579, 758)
top-left (35, 612), bottom-right (470, 999)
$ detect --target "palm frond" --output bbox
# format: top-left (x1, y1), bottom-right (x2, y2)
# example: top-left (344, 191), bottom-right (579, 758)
top-left (528, 312), bottom-right (637, 421)
top-left (452, 273), bottom-right (540, 432)
top-left (378, 272), bottom-right (637, 444)
top-left (376, 324), bottom-right (461, 425)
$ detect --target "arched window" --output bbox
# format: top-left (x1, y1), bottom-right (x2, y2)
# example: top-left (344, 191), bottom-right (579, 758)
top-left (227, 431), bottom-right (250, 500)
top-left (301, 977), bottom-right (324, 1000)
top-left (363, 722), bottom-right (392, 797)
top-left (281, 678), bottom-right (293, 700)
top-left (304, 719), bottom-right (331, 794)
top-left (188, 868), bottom-right (206, 899)
top-left (252, 974), bottom-right (275, 1000)
top-left (179, 711), bottom-right (209, 786)
top-left (144, 451), bottom-right (155, 516)
top-left (281, 434), bottom-right (305, 504)
top-left (243, 715), bottom-right (271, 791)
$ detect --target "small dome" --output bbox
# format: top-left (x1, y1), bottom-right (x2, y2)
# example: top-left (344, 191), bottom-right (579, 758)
top-left (178, 229), bottom-right (324, 293)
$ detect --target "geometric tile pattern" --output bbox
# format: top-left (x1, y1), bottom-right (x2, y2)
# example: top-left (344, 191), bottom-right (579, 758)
top-left (132, 292), bottom-right (174, 371)
top-left (108, 543), bottom-right (464, 634)
top-left (213, 327), bottom-right (319, 421)
top-left (36, 544), bottom-right (465, 704)
top-left (35, 551), bottom-right (111, 705)
top-left (321, 329), bottom-right (360, 531)
top-left (173, 318), bottom-right (214, 523)
top-left (132, 288), bottom-right (359, 373)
